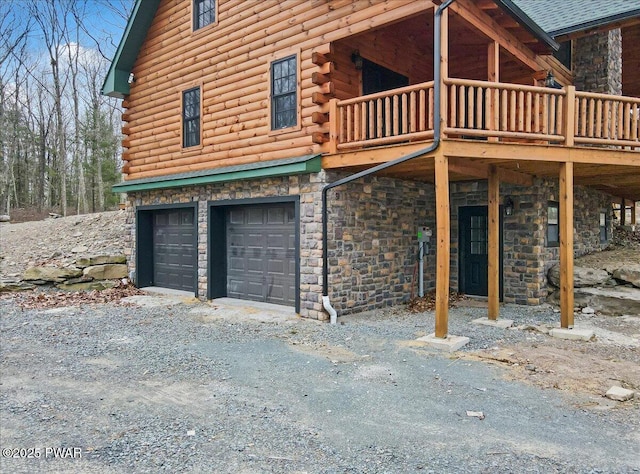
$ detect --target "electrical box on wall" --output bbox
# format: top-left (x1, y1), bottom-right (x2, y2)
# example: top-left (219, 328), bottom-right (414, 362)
top-left (417, 226), bottom-right (432, 243)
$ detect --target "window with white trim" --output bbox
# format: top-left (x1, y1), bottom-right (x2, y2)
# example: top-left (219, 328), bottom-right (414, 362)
top-left (599, 210), bottom-right (608, 243)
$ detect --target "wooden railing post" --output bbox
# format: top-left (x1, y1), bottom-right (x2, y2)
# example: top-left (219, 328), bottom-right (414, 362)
top-left (439, 7), bottom-right (449, 139)
top-left (328, 98), bottom-right (339, 154)
top-left (564, 86), bottom-right (576, 146)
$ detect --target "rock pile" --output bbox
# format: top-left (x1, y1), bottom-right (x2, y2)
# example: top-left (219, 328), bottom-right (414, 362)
top-left (547, 263), bottom-right (640, 316)
top-left (1, 254), bottom-right (128, 293)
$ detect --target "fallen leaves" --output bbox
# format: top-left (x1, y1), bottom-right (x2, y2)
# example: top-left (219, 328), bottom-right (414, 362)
top-left (407, 290), bottom-right (466, 313)
top-left (5, 281), bottom-right (145, 310)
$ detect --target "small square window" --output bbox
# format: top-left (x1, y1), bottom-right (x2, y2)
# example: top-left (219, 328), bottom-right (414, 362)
top-left (271, 55), bottom-right (297, 130)
top-left (599, 211), bottom-right (608, 243)
top-left (547, 201), bottom-right (559, 247)
top-left (182, 87), bottom-right (200, 148)
top-left (193, 0), bottom-right (215, 30)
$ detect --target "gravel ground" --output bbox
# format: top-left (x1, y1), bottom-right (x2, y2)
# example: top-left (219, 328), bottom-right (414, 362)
top-left (1, 295), bottom-right (639, 473)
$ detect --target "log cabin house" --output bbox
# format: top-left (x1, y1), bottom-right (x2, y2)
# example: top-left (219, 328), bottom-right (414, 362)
top-left (103, 0), bottom-right (640, 338)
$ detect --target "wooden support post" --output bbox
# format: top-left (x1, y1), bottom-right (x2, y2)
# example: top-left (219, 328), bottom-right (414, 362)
top-left (559, 161), bottom-right (574, 329)
top-left (488, 41), bottom-right (499, 83)
top-left (434, 152), bottom-right (450, 338)
top-left (488, 165), bottom-right (500, 320)
top-left (564, 86), bottom-right (576, 146)
top-left (620, 198), bottom-right (626, 225)
top-left (632, 202), bottom-right (637, 225)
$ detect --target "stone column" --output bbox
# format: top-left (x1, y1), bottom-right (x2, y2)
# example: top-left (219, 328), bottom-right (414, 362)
top-left (573, 29), bottom-right (622, 95)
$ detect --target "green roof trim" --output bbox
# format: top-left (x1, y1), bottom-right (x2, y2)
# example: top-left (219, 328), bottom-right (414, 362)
top-left (112, 154), bottom-right (322, 193)
top-left (101, 0), bottom-right (160, 98)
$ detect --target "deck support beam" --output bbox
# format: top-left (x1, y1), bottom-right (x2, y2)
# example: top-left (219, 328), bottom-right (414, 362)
top-left (488, 165), bottom-right (500, 320)
top-left (559, 161), bottom-right (574, 328)
top-left (434, 152), bottom-right (450, 338)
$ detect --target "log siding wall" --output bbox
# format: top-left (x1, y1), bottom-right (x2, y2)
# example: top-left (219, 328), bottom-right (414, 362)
top-left (123, 0), bottom-right (436, 180)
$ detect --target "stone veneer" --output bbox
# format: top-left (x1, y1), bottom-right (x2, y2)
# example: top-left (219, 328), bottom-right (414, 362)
top-left (450, 179), bottom-right (613, 305)
top-left (573, 29), bottom-right (622, 95)
top-left (325, 176), bottom-right (436, 314)
top-left (123, 171), bottom-right (613, 320)
top-left (123, 172), bottom-right (438, 320)
top-left (124, 173), bottom-right (326, 319)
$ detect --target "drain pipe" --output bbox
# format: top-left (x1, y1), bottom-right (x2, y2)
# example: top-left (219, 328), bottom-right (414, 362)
top-left (322, 0), bottom-right (457, 323)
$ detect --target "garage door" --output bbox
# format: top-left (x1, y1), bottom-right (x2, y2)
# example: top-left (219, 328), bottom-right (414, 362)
top-left (226, 204), bottom-right (296, 306)
top-left (153, 208), bottom-right (197, 292)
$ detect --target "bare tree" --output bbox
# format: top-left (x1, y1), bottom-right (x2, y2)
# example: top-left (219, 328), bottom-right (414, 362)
top-left (30, 0), bottom-right (72, 216)
top-left (0, 0), bottom-right (32, 213)
top-left (0, 0), bottom-right (127, 217)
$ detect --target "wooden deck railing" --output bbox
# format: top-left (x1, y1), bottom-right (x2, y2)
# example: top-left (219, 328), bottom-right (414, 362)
top-left (574, 91), bottom-right (640, 148)
top-left (330, 81), bottom-right (435, 151)
top-left (444, 78), bottom-right (566, 142)
top-left (329, 78), bottom-right (640, 152)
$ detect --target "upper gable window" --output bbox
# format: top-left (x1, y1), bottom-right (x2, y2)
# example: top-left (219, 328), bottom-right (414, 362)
top-left (193, 0), bottom-right (216, 30)
top-left (182, 87), bottom-right (200, 148)
top-left (271, 55), bottom-right (298, 130)
top-left (553, 40), bottom-right (572, 70)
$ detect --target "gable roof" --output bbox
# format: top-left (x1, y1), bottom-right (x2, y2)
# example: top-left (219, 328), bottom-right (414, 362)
top-left (101, 0), bottom-right (160, 99)
top-left (514, 0), bottom-right (640, 37)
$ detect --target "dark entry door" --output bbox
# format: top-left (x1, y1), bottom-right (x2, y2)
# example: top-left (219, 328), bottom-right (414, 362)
top-left (226, 204), bottom-right (296, 306)
top-left (458, 206), bottom-right (502, 297)
top-left (153, 208), bottom-right (197, 292)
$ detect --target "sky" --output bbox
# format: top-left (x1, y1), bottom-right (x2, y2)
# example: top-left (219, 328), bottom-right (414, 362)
top-left (3, 0), bottom-right (132, 66)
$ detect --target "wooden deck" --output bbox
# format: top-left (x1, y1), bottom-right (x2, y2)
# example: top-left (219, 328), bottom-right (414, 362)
top-left (327, 78), bottom-right (640, 152)
top-left (323, 78), bottom-right (640, 202)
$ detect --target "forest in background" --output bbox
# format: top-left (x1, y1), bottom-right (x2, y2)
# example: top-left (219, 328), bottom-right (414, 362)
top-left (0, 0), bottom-right (131, 218)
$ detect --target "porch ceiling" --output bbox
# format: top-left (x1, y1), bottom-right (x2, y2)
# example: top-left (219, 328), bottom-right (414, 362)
top-left (322, 140), bottom-right (640, 201)
top-left (339, 1), bottom-right (560, 87)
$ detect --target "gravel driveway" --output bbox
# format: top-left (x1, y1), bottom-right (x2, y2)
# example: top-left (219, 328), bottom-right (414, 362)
top-left (1, 295), bottom-right (639, 473)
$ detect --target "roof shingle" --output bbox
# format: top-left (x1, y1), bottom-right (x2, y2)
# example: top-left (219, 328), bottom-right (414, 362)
top-left (514, 0), bottom-right (640, 36)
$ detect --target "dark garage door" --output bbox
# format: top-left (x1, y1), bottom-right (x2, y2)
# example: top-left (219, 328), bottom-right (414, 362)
top-left (153, 208), bottom-right (197, 292)
top-left (226, 204), bottom-right (296, 306)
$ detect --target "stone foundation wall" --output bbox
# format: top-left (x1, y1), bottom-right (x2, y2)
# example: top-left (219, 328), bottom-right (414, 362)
top-left (541, 183), bottom-right (613, 292)
top-left (125, 173), bottom-right (327, 319)
top-left (450, 179), bottom-right (613, 305)
top-left (450, 180), bottom-right (547, 304)
top-left (124, 172), bottom-right (436, 319)
top-left (325, 176), bottom-right (435, 314)
top-left (123, 171), bottom-right (614, 319)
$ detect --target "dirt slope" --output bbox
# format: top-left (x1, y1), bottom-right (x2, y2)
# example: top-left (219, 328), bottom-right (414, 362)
top-left (0, 210), bottom-right (127, 280)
